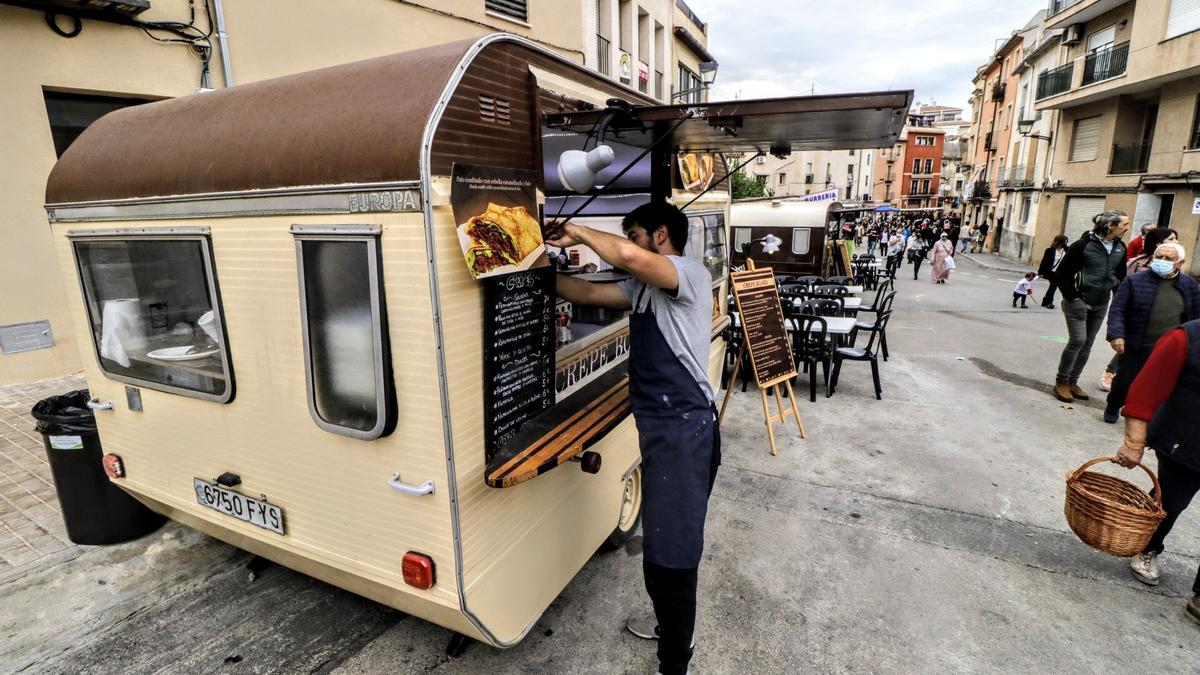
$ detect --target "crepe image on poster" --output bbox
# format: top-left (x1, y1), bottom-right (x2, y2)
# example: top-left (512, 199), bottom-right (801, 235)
top-left (457, 202), bottom-right (547, 278)
top-left (679, 152), bottom-right (715, 192)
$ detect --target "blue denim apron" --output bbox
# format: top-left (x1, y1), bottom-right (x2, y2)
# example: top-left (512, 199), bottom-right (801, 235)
top-left (629, 285), bottom-right (721, 569)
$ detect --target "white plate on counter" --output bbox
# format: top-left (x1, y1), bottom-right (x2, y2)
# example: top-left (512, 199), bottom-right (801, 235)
top-left (146, 345), bottom-right (219, 361)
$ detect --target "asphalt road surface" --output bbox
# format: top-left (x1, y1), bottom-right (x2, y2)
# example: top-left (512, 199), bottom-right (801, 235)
top-left (4, 255), bottom-right (1198, 674)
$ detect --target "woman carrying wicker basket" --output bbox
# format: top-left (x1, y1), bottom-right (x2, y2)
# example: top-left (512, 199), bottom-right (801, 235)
top-left (1115, 317), bottom-right (1200, 626)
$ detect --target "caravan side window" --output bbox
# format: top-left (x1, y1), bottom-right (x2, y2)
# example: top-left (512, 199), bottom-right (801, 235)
top-left (791, 228), bottom-right (812, 255)
top-left (683, 214), bottom-right (728, 284)
top-left (293, 227), bottom-right (396, 440)
top-left (72, 232), bottom-right (233, 402)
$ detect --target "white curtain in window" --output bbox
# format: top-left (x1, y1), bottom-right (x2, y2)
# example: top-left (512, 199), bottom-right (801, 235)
top-left (1168, 0), bottom-right (1200, 39)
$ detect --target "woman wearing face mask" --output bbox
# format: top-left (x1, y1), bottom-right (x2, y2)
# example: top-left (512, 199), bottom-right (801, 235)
top-left (1099, 228), bottom-right (1181, 392)
top-left (1103, 242), bottom-right (1200, 423)
top-left (1052, 211), bottom-right (1132, 403)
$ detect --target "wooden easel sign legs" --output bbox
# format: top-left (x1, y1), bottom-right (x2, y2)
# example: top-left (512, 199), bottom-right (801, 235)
top-left (719, 345), bottom-right (805, 455)
top-left (724, 261), bottom-right (805, 455)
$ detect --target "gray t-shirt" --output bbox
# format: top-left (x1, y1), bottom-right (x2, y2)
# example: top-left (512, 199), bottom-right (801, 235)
top-left (619, 256), bottom-right (715, 403)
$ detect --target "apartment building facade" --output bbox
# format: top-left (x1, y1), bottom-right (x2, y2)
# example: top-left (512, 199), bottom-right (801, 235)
top-left (741, 149), bottom-right (876, 202)
top-left (964, 32), bottom-right (1024, 250)
top-left (1031, 0), bottom-right (1200, 275)
top-left (993, 11), bottom-right (1057, 262)
top-left (0, 0), bottom-right (714, 384)
top-left (899, 119), bottom-right (946, 209)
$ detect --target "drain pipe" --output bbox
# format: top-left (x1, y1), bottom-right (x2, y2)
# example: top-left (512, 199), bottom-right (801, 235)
top-left (212, 0), bottom-right (234, 87)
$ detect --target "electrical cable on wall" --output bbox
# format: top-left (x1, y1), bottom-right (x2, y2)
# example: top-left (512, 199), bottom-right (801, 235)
top-left (40, 0), bottom-right (215, 88)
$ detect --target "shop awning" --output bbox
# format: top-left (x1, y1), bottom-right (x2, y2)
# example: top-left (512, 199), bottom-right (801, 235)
top-left (544, 90), bottom-right (913, 155)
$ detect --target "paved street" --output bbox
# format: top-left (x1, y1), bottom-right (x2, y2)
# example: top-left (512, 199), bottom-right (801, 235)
top-left (3, 254), bottom-right (1198, 674)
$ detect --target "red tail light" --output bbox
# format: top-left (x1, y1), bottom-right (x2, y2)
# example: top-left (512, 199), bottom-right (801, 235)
top-left (102, 454), bottom-right (125, 479)
top-left (402, 551), bottom-right (435, 590)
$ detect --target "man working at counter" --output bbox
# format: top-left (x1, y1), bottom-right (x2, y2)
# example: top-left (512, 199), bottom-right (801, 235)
top-left (546, 201), bottom-right (720, 675)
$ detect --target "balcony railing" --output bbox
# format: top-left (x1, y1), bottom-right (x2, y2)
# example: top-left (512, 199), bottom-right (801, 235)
top-left (992, 81), bottom-right (1007, 102)
top-left (1110, 141), bottom-right (1151, 175)
top-left (997, 165), bottom-right (1032, 189)
top-left (1048, 0), bottom-right (1084, 16)
top-left (1082, 42), bottom-right (1129, 87)
top-left (1036, 63), bottom-right (1074, 100)
top-left (969, 181), bottom-right (992, 201)
top-left (597, 35), bottom-right (611, 76)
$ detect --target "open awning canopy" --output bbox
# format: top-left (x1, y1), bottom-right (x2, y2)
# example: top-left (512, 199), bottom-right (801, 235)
top-left (544, 90), bottom-right (913, 155)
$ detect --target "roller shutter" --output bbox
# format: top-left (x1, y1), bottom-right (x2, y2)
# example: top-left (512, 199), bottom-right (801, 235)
top-left (1063, 196), bottom-right (1105, 244)
top-left (1167, 0), bottom-right (1200, 40)
top-left (1070, 117), bottom-right (1102, 162)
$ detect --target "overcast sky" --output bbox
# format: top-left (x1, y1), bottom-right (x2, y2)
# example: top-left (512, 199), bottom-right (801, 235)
top-left (683, 0), bottom-right (1048, 118)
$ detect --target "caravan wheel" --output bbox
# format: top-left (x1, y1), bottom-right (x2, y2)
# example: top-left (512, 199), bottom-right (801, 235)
top-left (602, 465), bottom-right (642, 550)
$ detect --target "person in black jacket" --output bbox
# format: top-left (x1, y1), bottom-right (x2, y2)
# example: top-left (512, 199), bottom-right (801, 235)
top-left (1052, 211), bottom-right (1130, 402)
top-left (1037, 235), bottom-right (1069, 309)
top-left (1103, 243), bottom-right (1200, 422)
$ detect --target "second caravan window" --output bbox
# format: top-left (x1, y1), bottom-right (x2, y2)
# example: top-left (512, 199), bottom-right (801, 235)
top-left (791, 229), bottom-right (812, 255)
top-left (295, 230), bottom-right (395, 440)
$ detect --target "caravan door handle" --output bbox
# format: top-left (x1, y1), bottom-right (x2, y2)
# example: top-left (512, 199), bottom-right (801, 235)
top-left (86, 399), bottom-right (114, 411)
top-left (388, 472), bottom-right (435, 496)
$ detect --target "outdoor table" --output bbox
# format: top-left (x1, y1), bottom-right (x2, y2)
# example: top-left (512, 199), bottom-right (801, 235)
top-left (787, 297), bottom-right (861, 310)
top-left (805, 316), bottom-right (857, 335)
top-left (845, 286), bottom-right (864, 295)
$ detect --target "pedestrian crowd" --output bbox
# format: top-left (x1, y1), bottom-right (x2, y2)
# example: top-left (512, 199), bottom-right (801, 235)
top-left (853, 214), bottom-right (966, 284)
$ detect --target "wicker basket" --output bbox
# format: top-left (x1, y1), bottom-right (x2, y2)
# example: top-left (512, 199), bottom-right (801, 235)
top-left (1065, 456), bottom-right (1166, 557)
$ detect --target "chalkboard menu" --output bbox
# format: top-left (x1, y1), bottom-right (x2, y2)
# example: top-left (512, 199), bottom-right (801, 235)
top-left (730, 268), bottom-right (797, 388)
top-left (483, 266), bottom-right (556, 460)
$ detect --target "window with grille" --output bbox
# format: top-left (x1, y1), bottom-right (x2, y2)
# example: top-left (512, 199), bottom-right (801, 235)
top-left (1190, 95), bottom-right (1200, 149)
top-left (486, 0), bottom-right (528, 22)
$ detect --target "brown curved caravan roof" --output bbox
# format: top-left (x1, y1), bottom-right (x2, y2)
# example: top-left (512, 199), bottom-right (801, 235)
top-left (46, 33), bottom-right (911, 206)
top-left (45, 35), bottom-right (656, 204)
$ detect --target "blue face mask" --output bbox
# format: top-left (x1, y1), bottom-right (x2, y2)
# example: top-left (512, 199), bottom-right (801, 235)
top-left (1150, 260), bottom-right (1177, 277)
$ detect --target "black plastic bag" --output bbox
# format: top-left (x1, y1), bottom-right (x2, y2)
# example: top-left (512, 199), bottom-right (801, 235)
top-left (31, 389), bottom-right (97, 435)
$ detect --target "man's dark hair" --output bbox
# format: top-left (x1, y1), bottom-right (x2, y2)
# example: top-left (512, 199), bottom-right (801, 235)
top-left (622, 201), bottom-right (688, 252)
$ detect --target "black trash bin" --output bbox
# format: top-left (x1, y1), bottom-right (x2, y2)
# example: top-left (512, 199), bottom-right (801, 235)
top-left (31, 389), bottom-right (165, 545)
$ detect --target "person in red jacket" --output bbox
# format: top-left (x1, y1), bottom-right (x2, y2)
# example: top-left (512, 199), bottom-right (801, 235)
top-left (1126, 222), bottom-right (1154, 260)
top-left (1115, 318), bottom-right (1200, 625)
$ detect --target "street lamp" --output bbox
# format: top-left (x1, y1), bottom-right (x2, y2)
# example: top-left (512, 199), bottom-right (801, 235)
top-left (672, 61), bottom-right (719, 103)
top-left (1017, 118), bottom-right (1052, 142)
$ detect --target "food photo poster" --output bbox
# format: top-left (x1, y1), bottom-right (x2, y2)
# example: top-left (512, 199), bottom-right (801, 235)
top-left (451, 164), bottom-right (549, 280)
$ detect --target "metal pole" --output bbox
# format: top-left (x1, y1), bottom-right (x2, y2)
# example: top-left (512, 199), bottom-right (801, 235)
top-left (213, 0), bottom-right (234, 87)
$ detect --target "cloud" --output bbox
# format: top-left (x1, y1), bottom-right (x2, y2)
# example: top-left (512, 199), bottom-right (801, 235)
top-left (683, 0), bottom-right (1047, 116)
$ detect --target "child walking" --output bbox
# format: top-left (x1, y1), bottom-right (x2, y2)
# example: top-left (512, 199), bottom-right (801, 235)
top-left (1013, 272), bottom-right (1037, 308)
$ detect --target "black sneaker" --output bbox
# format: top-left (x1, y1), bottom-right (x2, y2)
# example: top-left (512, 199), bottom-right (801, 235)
top-left (1104, 407), bottom-right (1121, 424)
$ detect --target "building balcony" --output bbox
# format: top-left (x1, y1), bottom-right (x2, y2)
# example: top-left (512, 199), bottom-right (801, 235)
top-left (1082, 41), bottom-right (1129, 87)
top-left (1046, 0), bottom-right (1128, 30)
top-left (991, 81), bottom-right (1007, 102)
top-left (1036, 63), bottom-right (1073, 100)
top-left (1109, 140), bottom-right (1151, 175)
top-left (997, 165), bottom-right (1034, 189)
top-left (968, 181), bottom-right (992, 201)
top-left (597, 35), bottom-right (611, 76)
